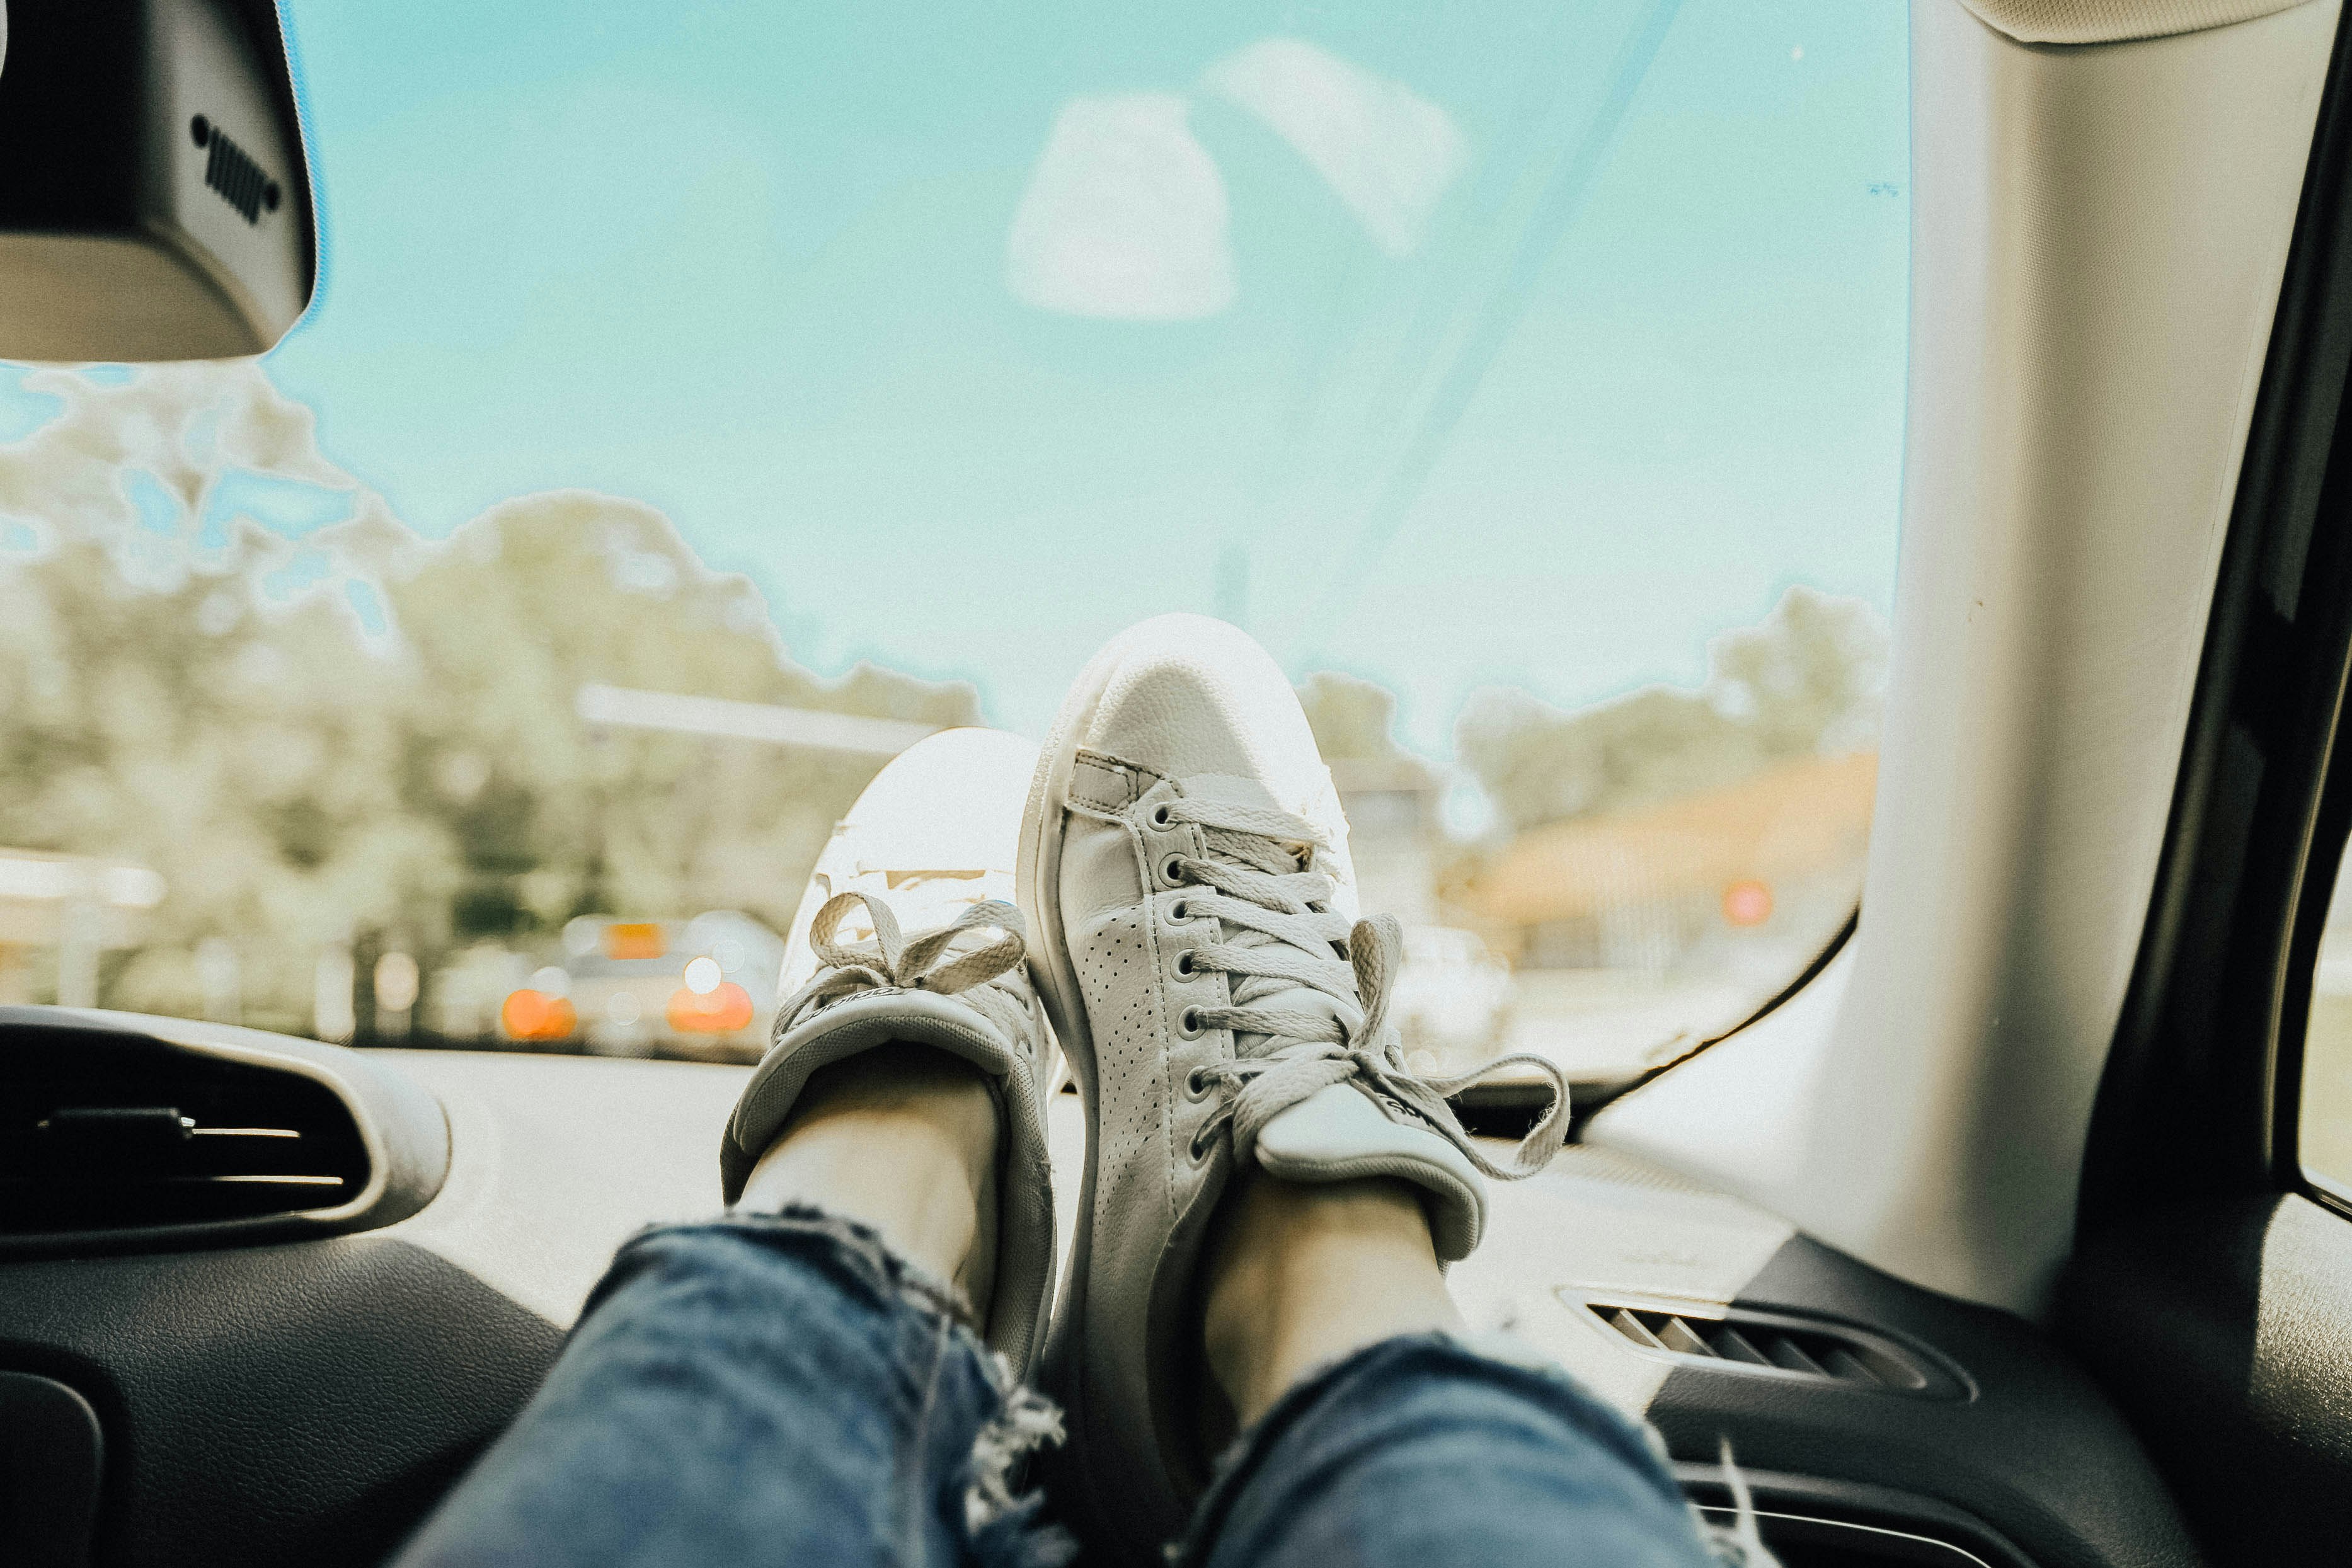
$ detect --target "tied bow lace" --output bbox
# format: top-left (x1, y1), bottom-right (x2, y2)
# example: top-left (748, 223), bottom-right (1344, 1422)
top-left (778, 891), bottom-right (1033, 1044)
top-left (1161, 795), bottom-right (1569, 1178)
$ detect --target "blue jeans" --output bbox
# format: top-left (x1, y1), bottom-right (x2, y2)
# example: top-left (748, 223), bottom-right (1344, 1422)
top-left (393, 1209), bottom-right (1718, 1567)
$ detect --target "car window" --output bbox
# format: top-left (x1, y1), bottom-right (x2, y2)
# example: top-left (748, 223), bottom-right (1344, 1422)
top-left (2303, 852), bottom-right (2352, 1198)
top-left (0, 1), bottom-right (1906, 1077)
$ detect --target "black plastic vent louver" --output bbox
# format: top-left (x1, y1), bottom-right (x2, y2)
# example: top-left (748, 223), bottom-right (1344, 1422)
top-left (1, 1048), bottom-right (367, 1234)
top-left (1569, 1293), bottom-right (1968, 1400)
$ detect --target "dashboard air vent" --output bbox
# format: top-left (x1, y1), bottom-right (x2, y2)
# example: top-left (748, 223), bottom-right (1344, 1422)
top-left (1569, 1293), bottom-right (1968, 1400)
top-left (1, 1049), bottom-right (368, 1234)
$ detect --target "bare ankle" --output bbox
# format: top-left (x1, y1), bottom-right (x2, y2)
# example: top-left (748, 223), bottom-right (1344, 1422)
top-left (1201, 1172), bottom-right (1462, 1428)
top-left (737, 1044), bottom-right (1000, 1295)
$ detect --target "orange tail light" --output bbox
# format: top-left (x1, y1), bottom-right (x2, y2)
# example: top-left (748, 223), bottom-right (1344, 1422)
top-left (667, 981), bottom-right (754, 1033)
top-left (501, 989), bottom-right (579, 1041)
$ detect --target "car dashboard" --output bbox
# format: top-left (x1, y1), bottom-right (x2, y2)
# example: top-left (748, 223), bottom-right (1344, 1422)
top-left (0, 1011), bottom-right (2198, 1568)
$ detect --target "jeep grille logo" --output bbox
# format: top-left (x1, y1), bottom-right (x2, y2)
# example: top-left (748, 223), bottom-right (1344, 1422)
top-left (190, 115), bottom-right (282, 226)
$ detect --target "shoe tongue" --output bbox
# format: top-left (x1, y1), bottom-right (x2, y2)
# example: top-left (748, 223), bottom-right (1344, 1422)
top-left (1178, 770), bottom-right (1299, 820)
top-left (1177, 769), bottom-right (1359, 922)
top-left (1177, 775), bottom-right (1362, 1058)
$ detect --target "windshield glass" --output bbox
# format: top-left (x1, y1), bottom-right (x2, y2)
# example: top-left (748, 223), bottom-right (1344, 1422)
top-left (0, 0), bottom-right (1906, 1080)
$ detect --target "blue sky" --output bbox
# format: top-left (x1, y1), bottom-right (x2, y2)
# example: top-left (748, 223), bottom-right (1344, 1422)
top-left (20, 0), bottom-right (1910, 755)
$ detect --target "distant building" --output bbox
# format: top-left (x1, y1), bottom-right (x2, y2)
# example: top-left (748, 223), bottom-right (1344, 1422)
top-left (1461, 750), bottom-right (1876, 975)
top-left (0, 849), bottom-right (166, 1006)
top-left (1328, 755), bottom-right (1443, 923)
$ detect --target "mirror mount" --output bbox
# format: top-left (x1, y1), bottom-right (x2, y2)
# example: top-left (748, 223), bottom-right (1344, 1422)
top-left (0, 0), bottom-right (318, 362)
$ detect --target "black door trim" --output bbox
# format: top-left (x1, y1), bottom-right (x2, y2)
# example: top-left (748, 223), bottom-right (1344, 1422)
top-left (2078, 0), bottom-right (2352, 1236)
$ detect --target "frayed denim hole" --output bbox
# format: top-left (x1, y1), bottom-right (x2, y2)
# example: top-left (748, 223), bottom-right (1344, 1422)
top-left (946, 1342), bottom-right (1075, 1568)
top-left (968, 1493), bottom-right (1082, 1568)
top-left (963, 1379), bottom-right (1079, 1568)
top-left (963, 1370), bottom-right (1066, 1529)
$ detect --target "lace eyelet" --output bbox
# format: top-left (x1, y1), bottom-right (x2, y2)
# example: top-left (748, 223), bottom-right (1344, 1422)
top-left (1171, 949), bottom-right (1196, 979)
top-left (1176, 1005), bottom-right (1205, 1039)
top-left (1150, 803), bottom-right (1174, 829)
top-left (1168, 899), bottom-right (1191, 924)
top-left (1188, 1123), bottom-right (1217, 1160)
top-left (1158, 853), bottom-right (1186, 888)
top-left (1185, 1065), bottom-right (1213, 1097)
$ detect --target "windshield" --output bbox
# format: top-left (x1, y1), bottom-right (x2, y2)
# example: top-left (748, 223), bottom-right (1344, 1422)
top-left (0, 1), bottom-right (1906, 1080)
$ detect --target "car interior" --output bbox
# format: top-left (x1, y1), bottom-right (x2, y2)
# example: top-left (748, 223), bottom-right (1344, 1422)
top-left (8, 1), bottom-right (2352, 1565)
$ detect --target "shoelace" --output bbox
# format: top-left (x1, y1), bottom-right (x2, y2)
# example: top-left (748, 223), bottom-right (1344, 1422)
top-left (777, 890), bottom-right (1034, 1046)
top-left (1164, 795), bottom-right (1568, 1179)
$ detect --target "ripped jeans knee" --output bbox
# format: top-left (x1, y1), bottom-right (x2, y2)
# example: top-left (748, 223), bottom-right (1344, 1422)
top-left (642, 1206), bottom-right (1079, 1568)
top-left (403, 1206), bottom-right (1081, 1568)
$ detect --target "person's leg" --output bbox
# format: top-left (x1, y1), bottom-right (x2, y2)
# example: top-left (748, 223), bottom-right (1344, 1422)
top-left (1022, 615), bottom-right (1718, 1561)
top-left (738, 1042), bottom-right (1002, 1307)
top-left (396, 730), bottom-right (1068, 1568)
top-left (1199, 1173), bottom-right (1459, 1429)
top-left (1176, 1169), bottom-right (1723, 1568)
top-left (395, 1046), bottom-right (1067, 1568)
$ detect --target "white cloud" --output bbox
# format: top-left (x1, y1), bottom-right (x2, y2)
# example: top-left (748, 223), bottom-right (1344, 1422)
top-left (1006, 93), bottom-right (1236, 321)
top-left (1203, 37), bottom-right (1468, 258)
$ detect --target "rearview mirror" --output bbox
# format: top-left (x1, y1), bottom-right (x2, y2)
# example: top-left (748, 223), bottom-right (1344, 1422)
top-left (0, 0), bottom-right (316, 362)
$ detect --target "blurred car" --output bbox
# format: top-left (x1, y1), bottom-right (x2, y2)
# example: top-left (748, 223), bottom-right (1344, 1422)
top-left (497, 911), bottom-right (786, 1063)
top-left (1389, 924), bottom-right (1512, 1074)
top-left (430, 942), bottom-right (536, 1044)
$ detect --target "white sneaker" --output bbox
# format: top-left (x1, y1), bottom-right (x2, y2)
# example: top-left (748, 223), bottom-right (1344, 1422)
top-left (1019, 615), bottom-right (1565, 1559)
top-left (721, 728), bottom-right (1060, 1374)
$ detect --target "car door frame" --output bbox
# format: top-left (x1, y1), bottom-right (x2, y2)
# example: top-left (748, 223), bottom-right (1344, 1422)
top-left (2064, 3), bottom-right (2352, 1559)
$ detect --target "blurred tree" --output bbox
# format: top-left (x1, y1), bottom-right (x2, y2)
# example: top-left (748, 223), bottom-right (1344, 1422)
top-left (1456, 586), bottom-right (1886, 838)
top-left (1297, 670), bottom-right (1413, 764)
top-left (0, 366), bottom-right (976, 1031)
